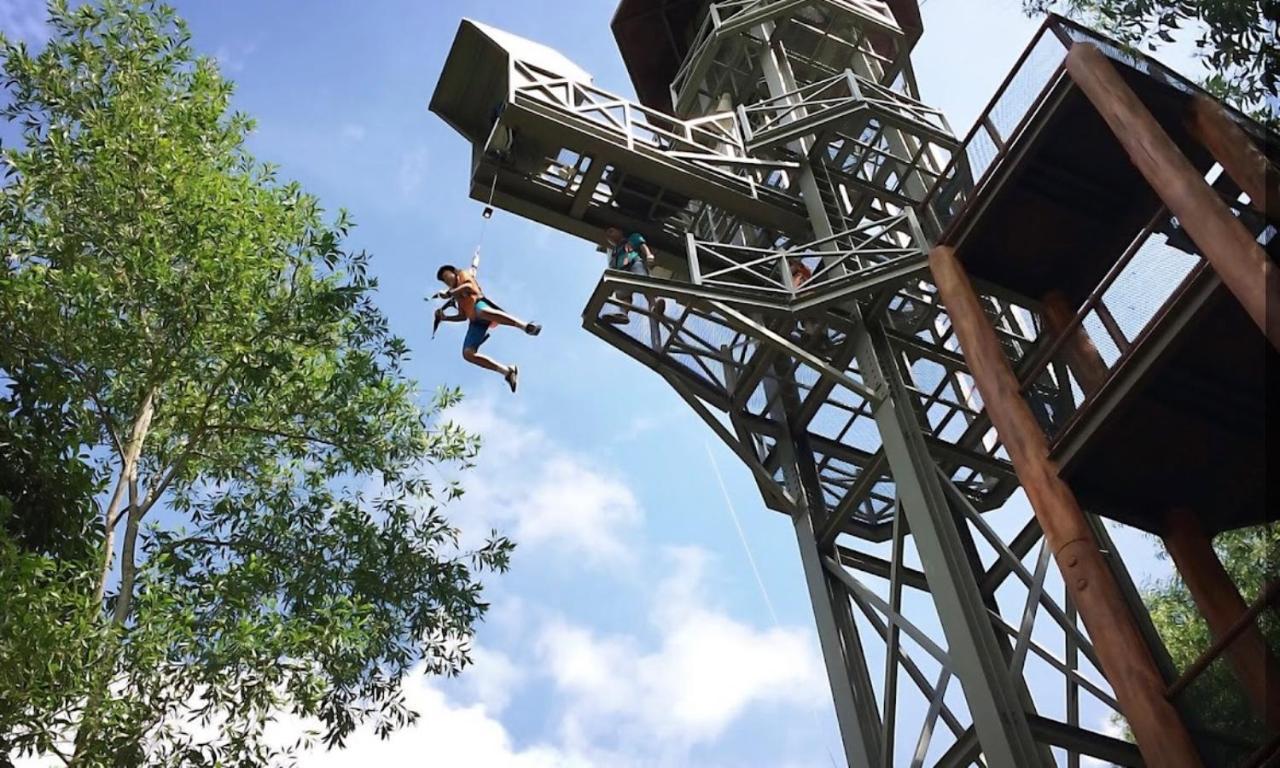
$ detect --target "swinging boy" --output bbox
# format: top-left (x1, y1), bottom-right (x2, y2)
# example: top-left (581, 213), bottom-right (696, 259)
top-left (434, 252), bottom-right (541, 393)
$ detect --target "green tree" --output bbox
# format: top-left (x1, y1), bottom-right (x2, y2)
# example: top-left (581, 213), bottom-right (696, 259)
top-left (0, 2), bottom-right (512, 765)
top-left (1025, 0), bottom-right (1278, 121)
top-left (1144, 523), bottom-right (1279, 760)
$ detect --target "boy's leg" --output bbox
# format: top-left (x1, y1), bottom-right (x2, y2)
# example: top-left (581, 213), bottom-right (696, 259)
top-left (628, 259), bottom-right (665, 316)
top-left (463, 347), bottom-right (510, 375)
top-left (475, 306), bottom-right (540, 335)
top-left (464, 348), bottom-right (520, 393)
top-left (603, 287), bottom-right (634, 324)
top-left (463, 320), bottom-right (520, 392)
top-left (604, 260), bottom-right (662, 324)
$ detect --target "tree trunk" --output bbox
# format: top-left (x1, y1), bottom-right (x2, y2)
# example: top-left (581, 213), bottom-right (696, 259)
top-left (75, 387), bottom-right (158, 765)
top-left (106, 387), bottom-right (157, 625)
top-left (92, 475), bottom-right (128, 606)
top-left (112, 478), bottom-right (143, 625)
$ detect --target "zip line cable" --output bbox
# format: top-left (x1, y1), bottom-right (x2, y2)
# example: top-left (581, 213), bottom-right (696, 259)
top-left (705, 442), bottom-right (843, 768)
top-left (704, 442), bottom-right (779, 627)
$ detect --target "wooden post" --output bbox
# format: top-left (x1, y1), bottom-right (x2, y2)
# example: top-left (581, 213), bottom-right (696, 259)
top-left (1066, 43), bottom-right (1280, 353)
top-left (1186, 94), bottom-right (1279, 222)
top-left (1041, 290), bottom-right (1109, 395)
top-left (929, 244), bottom-right (1203, 768)
top-left (1161, 507), bottom-right (1280, 730)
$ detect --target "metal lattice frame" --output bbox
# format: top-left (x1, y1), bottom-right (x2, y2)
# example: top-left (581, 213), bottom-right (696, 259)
top-left (581, 274), bottom-right (1151, 765)
top-left (437, 9), bottom-right (1193, 767)
top-left (671, 0), bottom-right (911, 116)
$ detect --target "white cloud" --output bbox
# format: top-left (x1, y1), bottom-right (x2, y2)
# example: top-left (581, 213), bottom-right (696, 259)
top-left (445, 398), bottom-right (643, 565)
top-left (461, 644), bottom-right (525, 714)
top-left (397, 147), bottom-right (430, 197)
top-left (537, 547), bottom-right (826, 748)
top-left (212, 41), bottom-right (257, 74)
top-left (340, 123), bottom-right (367, 142)
top-left (268, 670), bottom-right (592, 768)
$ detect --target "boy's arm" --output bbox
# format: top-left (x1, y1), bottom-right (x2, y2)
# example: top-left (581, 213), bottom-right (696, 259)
top-left (638, 242), bottom-right (656, 269)
top-left (436, 282), bottom-right (478, 299)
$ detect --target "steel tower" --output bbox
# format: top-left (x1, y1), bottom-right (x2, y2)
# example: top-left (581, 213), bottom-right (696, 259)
top-left (431, 5), bottom-right (1276, 766)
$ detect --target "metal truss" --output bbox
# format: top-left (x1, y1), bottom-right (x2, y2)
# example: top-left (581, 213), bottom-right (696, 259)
top-left (434, 9), bottom-right (1186, 767)
top-left (824, 484), bottom-right (1148, 767)
top-left (671, 0), bottom-right (913, 116)
top-left (739, 69), bottom-right (955, 208)
top-left (582, 272), bottom-right (1034, 541)
top-left (579, 272), bottom-right (1155, 766)
top-left (686, 209), bottom-right (929, 310)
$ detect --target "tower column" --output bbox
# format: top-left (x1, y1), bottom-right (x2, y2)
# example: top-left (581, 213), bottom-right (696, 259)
top-left (1040, 290), bottom-right (1109, 396)
top-left (929, 243), bottom-right (1202, 768)
top-left (755, 26), bottom-right (1048, 768)
top-left (1186, 94), bottom-right (1278, 221)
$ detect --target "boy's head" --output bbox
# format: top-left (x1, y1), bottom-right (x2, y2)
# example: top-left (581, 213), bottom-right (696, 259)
top-left (436, 264), bottom-right (459, 287)
top-left (603, 226), bottom-right (624, 246)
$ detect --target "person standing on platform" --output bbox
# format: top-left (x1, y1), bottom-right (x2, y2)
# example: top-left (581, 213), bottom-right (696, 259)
top-left (601, 225), bottom-right (665, 325)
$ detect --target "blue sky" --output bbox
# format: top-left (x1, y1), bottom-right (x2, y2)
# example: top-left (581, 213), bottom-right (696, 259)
top-left (1, 1), bottom-right (1209, 765)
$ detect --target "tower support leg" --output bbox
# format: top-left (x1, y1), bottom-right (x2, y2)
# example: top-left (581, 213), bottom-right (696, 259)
top-left (1065, 42), bottom-right (1280, 351)
top-left (1161, 507), bottom-right (1280, 729)
top-left (766, 373), bottom-right (883, 768)
top-left (1040, 290), bottom-right (1109, 396)
top-left (853, 319), bottom-right (1051, 768)
top-left (929, 243), bottom-right (1203, 768)
top-left (756, 28), bottom-right (1048, 767)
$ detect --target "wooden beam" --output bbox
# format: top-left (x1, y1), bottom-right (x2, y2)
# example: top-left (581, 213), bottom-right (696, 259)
top-left (928, 243), bottom-right (1203, 768)
top-left (1041, 290), bottom-right (1109, 396)
top-left (1065, 43), bottom-right (1280, 353)
top-left (1186, 94), bottom-right (1279, 222)
top-left (1161, 507), bottom-right (1280, 730)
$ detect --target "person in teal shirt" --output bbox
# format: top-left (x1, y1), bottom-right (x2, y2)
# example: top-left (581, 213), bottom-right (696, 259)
top-left (602, 226), bottom-right (664, 324)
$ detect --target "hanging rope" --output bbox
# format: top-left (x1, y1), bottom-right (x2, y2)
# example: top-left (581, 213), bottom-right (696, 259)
top-left (473, 171), bottom-right (498, 266)
top-left (433, 173), bottom-right (499, 339)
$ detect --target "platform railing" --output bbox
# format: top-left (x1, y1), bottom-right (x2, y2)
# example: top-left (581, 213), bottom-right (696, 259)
top-left (738, 67), bottom-right (952, 152)
top-left (920, 14), bottom-right (1267, 239)
top-left (685, 211), bottom-right (924, 299)
top-left (509, 60), bottom-right (802, 203)
top-left (1015, 189), bottom-right (1273, 443)
top-left (920, 20), bottom-right (1070, 237)
top-left (1015, 205), bottom-right (1202, 439)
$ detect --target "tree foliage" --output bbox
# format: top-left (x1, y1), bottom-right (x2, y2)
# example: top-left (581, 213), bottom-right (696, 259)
top-left (1144, 523), bottom-right (1279, 760)
top-left (1026, 0), bottom-right (1279, 121)
top-left (0, 2), bottom-right (512, 765)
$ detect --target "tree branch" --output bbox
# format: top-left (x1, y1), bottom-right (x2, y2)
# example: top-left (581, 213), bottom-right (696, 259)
top-left (130, 356), bottom-right (243, 525)
top-left (95, 386), bottom-right (157, 616)
top-left (202, 422), bottom-right (344, 449)
top-left (112, 473), bottom-right (142, 625)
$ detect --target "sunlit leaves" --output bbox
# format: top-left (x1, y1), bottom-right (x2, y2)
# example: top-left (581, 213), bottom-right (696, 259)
top-left (0, 2), bottom-right (512, 765)
top-left (1026, 0), bottom-right (1278, 123)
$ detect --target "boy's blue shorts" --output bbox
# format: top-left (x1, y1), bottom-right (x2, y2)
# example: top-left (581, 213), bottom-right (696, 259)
top-left (463, 299), bottom-right (493, 351)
